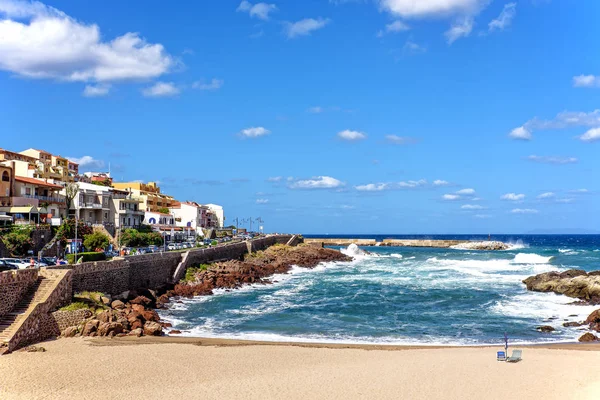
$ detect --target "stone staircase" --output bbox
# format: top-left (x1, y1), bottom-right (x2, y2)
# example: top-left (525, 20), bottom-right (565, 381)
top-left (0, 275), bottom-right (58, 350)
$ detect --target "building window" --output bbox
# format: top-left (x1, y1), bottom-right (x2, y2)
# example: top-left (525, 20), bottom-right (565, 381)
top-left (1, 171), bottom-right (8, 182)
top-left (104, 212), bottom-right (108, 219)
top-left (25, 187), bottom-right (31, 195)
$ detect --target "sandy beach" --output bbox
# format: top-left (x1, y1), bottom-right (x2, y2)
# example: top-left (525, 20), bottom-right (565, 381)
top-left (1, 337), bottom-right (599, 400)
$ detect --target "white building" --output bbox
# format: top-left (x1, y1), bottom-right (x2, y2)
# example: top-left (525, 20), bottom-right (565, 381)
top-left (204, 203), bottom-right (224, 228)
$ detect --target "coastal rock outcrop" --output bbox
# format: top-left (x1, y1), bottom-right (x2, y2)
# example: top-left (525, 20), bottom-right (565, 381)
top-left (522, 270), bottom-right (600, 302)
top-left (578, 333), bottom-right (599, 342)
top-left (451, 241), bottom-right (510, 251)
top-left (165, 244), bottom-right (351, 300)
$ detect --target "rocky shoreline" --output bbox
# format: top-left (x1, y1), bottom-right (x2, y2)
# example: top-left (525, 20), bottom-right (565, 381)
top-left (523, 269), bottom-right (600, 342)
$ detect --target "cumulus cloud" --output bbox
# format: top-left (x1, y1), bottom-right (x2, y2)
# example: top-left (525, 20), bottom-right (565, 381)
top-left (445, 17), bottom-right (473, 44)
top-left (398, 179), bottom-right (427, 188)
top-left (240, 126), bottom-right (271, 138)
top-left (289, 176), bottom-right (344, 189)
top-left (569, 188), bottom-right (589, 194)
top-left (509, 126), bottom-right (531, 140)
top-left (385, 135), bottom-right (415, 145)
top-left (442, 194), bottom-right (460, 201)
top-left (83, 84), bottom-right (110, 97)
top-left (236, 1), bottom-right (277, 20)
top-left (267, 176), bottom-right (282, 182)
top-left (527, 155), bottom-right (578, 165)
top-left (474, 214), bottom-right (492, 219)
top-left (511, 208), bottom-right (538, 214)
top-left (573, 75), bottom-right (600, 88)
top-left (256, 198), bottom-right (269, 204)
top-left (142, 82), bottom-right (180, 97)
top-left (488, 3), bottom-right (516, 32)
top-left (0, 0), bottom-right (175, 83)
top-left (433, 180), bottom-right (450, 186)
top-left (537, 192), bottom-right (555, 199)
top-left (355, 183), bottom-right (388, 192)
top-left (377, 20), bottom-right (410, 37)
top-left (192, 78), bottom-right (223, 91)
top-left (67, 155), bottom-right (104, 170)
top-left (456, 188), bottom-right (475, 195)
top-left (284, 18), bottom-right (330, 38)
top-left (337, 129), bottom-right (367, 141)
top-left (510, 109), bottom-right (600, 141)
top-left (378, 0), bottom-right (485, 18)
top-left (461, 204), bottom-right (485, 210)
top-left (580, 127), bottom-right (600, 142)
top-left (501, 193), bottom-right (525, 201)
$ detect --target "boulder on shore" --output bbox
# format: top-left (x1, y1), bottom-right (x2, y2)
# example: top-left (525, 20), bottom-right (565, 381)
top-left (578, 333), bottom-right (599, 342)
top-left (537, 325), bottom-right (555, 333)
top-left (522, 270), bottom-right (600, 301)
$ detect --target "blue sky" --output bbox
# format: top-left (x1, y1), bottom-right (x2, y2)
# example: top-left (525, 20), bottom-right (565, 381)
top-left (1, 0), bottom-right (599, 234)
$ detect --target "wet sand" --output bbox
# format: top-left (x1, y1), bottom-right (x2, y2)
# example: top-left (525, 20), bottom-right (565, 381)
top-left (1, 337), bottom-right (599, 400)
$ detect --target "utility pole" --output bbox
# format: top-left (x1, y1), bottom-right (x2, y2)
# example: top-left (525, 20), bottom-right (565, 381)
top-left (74, 212), bottom-right (78, 263)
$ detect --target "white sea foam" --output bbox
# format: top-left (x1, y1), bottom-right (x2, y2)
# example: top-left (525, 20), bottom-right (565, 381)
top-left (390, 253), bottom-right (403, 259)
top-left (506, 240), bottom-right (528, 250)
top-left (512, 253), bottom-right (553, 264)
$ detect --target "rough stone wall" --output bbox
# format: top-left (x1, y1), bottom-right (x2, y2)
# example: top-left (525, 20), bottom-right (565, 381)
top-left (31, 228), bottom-right (53, 255)
top-left (0, 269), bottom-right (38, 319)
top-left (70, 260), bottom-right (130, 295)
top-left (7, 269), bottom-right (72, 352)
top-left (127, 252), bottom-right (181, 290)
top-left (51, 309), bottom-right (92, 332)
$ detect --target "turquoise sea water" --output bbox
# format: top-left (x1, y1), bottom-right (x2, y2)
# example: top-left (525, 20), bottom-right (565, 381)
top-left (160, 235), bottom-right (600, 345)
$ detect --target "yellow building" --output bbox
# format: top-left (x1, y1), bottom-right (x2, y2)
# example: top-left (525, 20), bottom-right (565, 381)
top-left (111, 181), bottom-right (175, 212)
top-left (18, 148), bottom-right (78, 182)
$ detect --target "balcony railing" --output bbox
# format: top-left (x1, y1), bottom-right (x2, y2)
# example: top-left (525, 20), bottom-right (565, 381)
top-left (23, 194), bottom-right (66, 203)
top-left (82, 203), bottom-right (103, 209)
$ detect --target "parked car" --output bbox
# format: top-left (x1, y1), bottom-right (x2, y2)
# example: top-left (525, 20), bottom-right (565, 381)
top-left (2, 258), bottom-right (30, 269)
top-left (0, 259), bottom-right (18, 272)
top-left (167, 243), bottom-right (177, 251)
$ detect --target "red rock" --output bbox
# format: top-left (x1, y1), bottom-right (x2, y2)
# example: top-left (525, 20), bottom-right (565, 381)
top-left (131, 320), bottom-right (144, 330)
top-left (129, 328), bottom-right (143, 337)
top-left (82, 320), bottom-right (100, 336)
top-left (162, 322), bottom-right (172, 328)
top-left (169, 330), bottom-right (182, 334)
top-left (62, 326), bottom-right (78, 337)
top-left (111, 300), bottom-right (126, 310)
top-left (131, 304), bottom-right (145, 314)
top-left (579, 332), bottom-right (599, 342)
top-left (141, 310), bottom-right (160, 322)
top-left (143, 321), bottom-right (162, 336)
top-left (585, 309), bottom-right (600, 324)
top-left (97, 310), bottom-right (113, 323)
top-left (130, 296), bottom-right (152, 306)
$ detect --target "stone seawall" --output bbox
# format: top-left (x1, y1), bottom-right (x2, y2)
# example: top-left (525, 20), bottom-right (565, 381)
top-left (305, 238), bottom-right (474, 248)
top-left (54, 235), bottom-right (296, 296)
top-left (0, 269), bottom-right (38, 319)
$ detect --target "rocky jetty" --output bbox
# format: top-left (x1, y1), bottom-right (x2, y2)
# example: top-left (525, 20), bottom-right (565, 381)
top-left (523, 269), bottom-right (600, 342)
top-left (522, 269), bottom-right (600, 303)
top-left (59, 290), bottom-right (169, 338)
top-left (450, 241), bottom-right (510, 250)
top-left (161, 244), bottom-right (351, 301)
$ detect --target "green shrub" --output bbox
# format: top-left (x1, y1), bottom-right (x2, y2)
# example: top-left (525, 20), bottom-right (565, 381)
top-left (55, 219), bottom-right (93, 248)
top-left (59, 302), bottom-right (90, 312)
top-left (0, 225), bottom-right (33, 256)
top-left (183, 264), bottom-right (210, 282)
top-left (66, 251), bottom-right (106, 264)
top-left (83, 231), bottom-right (110, 251)
top-left (120, 228), bottom-right (163, 247)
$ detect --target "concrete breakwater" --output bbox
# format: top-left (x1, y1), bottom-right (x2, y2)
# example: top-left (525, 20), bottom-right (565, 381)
top-left (305, 238), bottom-right (509, 249)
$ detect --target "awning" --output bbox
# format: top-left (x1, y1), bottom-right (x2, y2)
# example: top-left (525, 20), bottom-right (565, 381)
top-left (0, 215), bottom-right (12, 221)
top-left (7, 206), bottom-right (40, 213)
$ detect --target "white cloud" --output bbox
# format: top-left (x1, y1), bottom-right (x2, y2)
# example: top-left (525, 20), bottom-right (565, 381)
top-left (308, 106), bottom-right (324, 113)
top-left (501, 193), bottom-right (525, 201)
top-left (192, 78), bottom-right (223, 91)
top-left (377, 20), bottom-right (410, 36)
top-left (456, 188), bottom-right (475, 195)
top-left (537, 192), bottom-right (555, 199)
top-left (67, 155), bottom-right (104, 169)
top-left (285, 18), bottom-right (330, 38)
top-left (569, 188), bottom-right (589, 194)
top-left (511, 208), bottom-right (538, 214)
top-left (488, 3), bottom-right (516, 32)
top-left (556, 198), bottom-right (574, 204)
top-left (474, 214), bottom-right (492, 219)
top-left (240, 126), bottom-right (271, 138)
top-left (355, 183), bottom-right (388, 192)
top-left (403, 39), bottom-right (427, 54)
top-left (527, 155), bottom-right (578, 164)
top-left (461, 204), bottom-right (485, 210)
top-left (573, 75), bottom-right (600, 88)
top-left (142, 82), bottom-right (180, 97)
top-left (83, 84), bottom-right (110, 97)
top-left (433, 180), bottom-right (450, 186)
top-left (256, 198), bottom-right (269, 204)
top-left (267, 176), bottom-right (282, 182)
top-left (337, 129), bottom-right (367, 141)
top-left (445, 17), bottom-right (473, 44)
top-left (0, 0), bottom-right (175, 83)
top-left (512, 110), bottom-right (600, 140)
top-left (509, 126), bottom-right (531, 140)
top-left (378, 0), bottom-right (485, 18)
top-left (236, 1), bottom-right (277, 21)
top-left (289, 176), bottom-right (344, 189)
top-left (580, 127), bottom-right (600, 142)
top-left (398, 179), bottom-right (427, 188)
top-left (442, 194), bottom-right (460, 201)
top-left (385, 134), bottom-right (415, 144)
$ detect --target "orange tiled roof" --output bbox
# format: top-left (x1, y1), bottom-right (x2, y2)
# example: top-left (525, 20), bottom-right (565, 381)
top-left (15, 176), bottom-right (63, 189)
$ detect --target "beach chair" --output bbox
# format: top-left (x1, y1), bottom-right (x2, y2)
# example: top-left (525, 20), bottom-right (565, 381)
top-left (506, 349), bottom-right (522, 363)
top-left (497, 351), bottom-right (506, 361)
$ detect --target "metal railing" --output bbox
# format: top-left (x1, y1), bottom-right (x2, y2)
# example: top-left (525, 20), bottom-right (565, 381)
top-left (23, 194), bottom-right (66, 203)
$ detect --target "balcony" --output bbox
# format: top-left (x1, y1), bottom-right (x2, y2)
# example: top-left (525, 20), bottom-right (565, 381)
top-left (81, 202), bottom-right (103, 209)
top-left (23, 194), bottom-right (66, 204)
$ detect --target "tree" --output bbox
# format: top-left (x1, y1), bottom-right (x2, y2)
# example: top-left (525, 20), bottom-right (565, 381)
top-left (55, 219), bottom-right (93, 247)
top-left (158, 207), bottom-right (169, 214)
top-left (39, 201), bottom-right (50, 223)
top-left (83, 231), bottom-right (110, 251)
top-left (64, 183), bottom-right (79, 216)
top-left (0, 226), bottom-right (33, 256)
